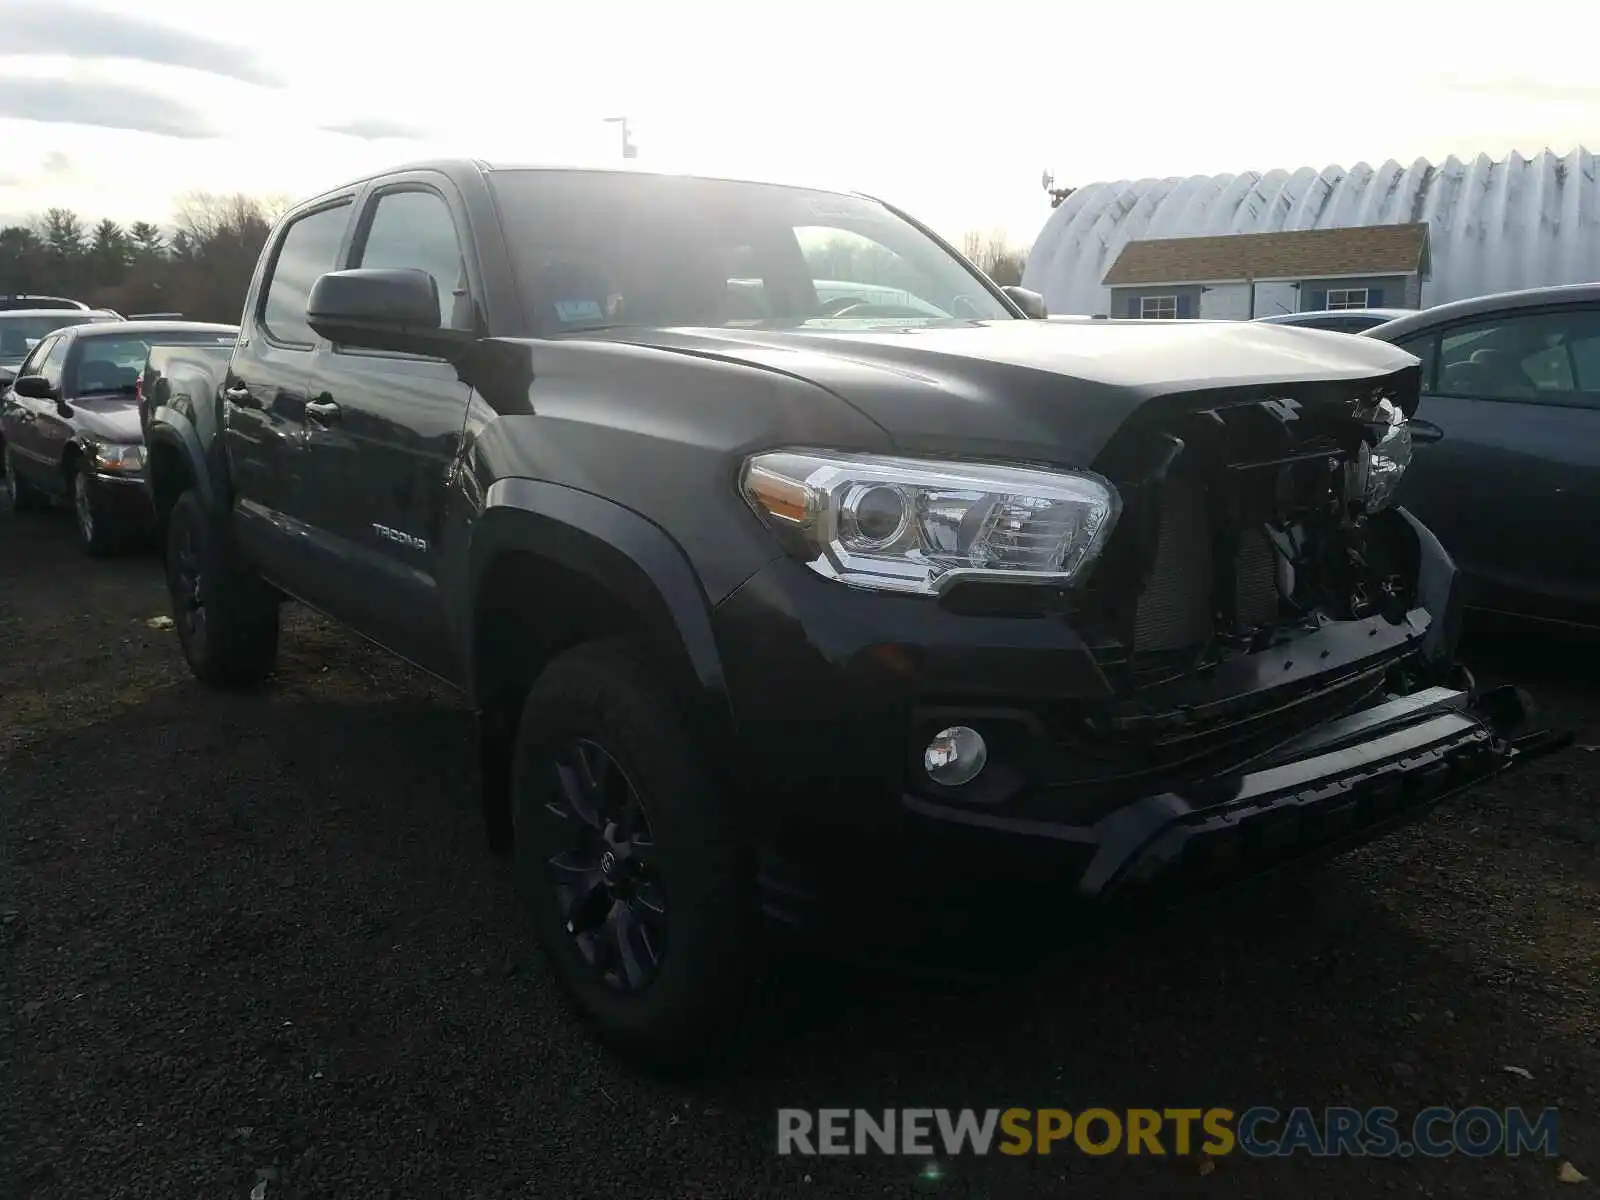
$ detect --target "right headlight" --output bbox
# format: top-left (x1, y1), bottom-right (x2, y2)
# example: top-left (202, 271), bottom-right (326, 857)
top-left (740, 450), bottom-right (1121, 596)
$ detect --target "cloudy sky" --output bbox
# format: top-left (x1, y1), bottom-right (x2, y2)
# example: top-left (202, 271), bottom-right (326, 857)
top-left (2, 0), bottom-right (1595, 247)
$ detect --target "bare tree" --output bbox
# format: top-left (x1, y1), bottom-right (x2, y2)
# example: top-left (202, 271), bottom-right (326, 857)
top-left (957, 229), bottom-right (1027, 285)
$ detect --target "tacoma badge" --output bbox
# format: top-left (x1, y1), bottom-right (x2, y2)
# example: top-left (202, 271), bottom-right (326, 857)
top-left (372, 523), bottom-right (427, 552)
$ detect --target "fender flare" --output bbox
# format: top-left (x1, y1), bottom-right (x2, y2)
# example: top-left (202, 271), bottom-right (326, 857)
top-left (465, 478), bottom-right (729, 716)
top-left (145, 406), bottom-right (217, 513)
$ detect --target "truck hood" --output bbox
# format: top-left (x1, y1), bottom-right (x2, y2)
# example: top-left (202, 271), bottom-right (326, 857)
top-left (588, 319), bottom-right (1421, 466)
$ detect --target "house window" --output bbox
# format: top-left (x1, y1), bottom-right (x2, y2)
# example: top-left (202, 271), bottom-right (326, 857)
top-left (1140, 295), bottom-right (1178, 319)
top-left (1325, 288), bottom-right (1370, 311)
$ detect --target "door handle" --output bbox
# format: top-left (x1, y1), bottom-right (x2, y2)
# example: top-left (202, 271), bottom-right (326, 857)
top-left (304, 398), bottom-right (342, 425)
top-left (222, 385), bottom-right (251, 403)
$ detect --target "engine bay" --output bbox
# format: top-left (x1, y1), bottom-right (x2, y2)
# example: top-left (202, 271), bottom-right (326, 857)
top-left (934, 372), bottom-right (1431, 699)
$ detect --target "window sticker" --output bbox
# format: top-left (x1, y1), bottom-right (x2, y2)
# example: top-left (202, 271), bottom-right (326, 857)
top-left (555, 299), bottom-right (605, 322)
top-left (802, 197), bottom-right (863, 221)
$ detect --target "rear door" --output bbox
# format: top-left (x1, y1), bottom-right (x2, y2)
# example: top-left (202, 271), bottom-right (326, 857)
top-left (297, 176), bottom-right (480, 679)
top-left (1392, 302), bottom-right (1600, 624)
top-left (223, 198), bottom-right (355, 595)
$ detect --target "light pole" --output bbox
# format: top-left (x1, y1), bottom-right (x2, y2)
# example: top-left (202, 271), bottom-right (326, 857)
top-left (603, 116), bottom-right (637, 160)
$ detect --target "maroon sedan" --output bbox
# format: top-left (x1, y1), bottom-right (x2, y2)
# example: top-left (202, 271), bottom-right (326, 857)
top-left (1, 319), bottom-right (236, 555)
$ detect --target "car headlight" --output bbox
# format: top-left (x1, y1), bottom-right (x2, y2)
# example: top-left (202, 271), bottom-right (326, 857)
top-left (740, 450), bottom-right (1121, 595)
top-left (1355, 397), bottom-right (1412, 512)
top-left (93, 443), bottom-right (145, 472)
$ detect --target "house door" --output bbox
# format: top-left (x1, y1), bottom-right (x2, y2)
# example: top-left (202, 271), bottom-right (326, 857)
top-left (1252, 282), bottom-right (1298, 319)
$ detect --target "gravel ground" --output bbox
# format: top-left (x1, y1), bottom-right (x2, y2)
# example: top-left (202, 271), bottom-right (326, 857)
top-left (3, 508), bottom-right (1598, 1199)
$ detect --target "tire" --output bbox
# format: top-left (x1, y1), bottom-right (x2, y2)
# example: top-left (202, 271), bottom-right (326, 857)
top-left (1, 445), bottom-right (47, 514)
top-left (71, 458), bottom-right (120, 557)
top-left (511, 639), bottom-right (754, 1074)
top-left (164, 489), bottom-right (279, 688)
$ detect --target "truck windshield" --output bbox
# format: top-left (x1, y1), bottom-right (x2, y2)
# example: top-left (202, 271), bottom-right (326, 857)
top-left (487, 169), bottom-right (1016, 334)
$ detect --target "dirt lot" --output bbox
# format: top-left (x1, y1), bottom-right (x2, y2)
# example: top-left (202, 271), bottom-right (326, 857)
top-left (3, 508), bottom-right (1598, 1200)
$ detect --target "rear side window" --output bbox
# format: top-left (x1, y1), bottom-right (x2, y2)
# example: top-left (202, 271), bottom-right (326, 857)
top-left (1396, 334), bottom-right (1438, 392)
top-left (353, 189), bottom-right (475, 331)
top-left (261, 202), bottom-right (352, 346)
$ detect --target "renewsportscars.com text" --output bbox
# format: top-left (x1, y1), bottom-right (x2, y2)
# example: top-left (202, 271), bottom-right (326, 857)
top-left (776, 1106), bottom-right (1560, 1159)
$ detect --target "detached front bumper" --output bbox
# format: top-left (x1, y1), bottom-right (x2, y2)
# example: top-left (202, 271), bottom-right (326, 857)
top-left (904, 680), bottom-right (1565, 904)
top-left (752, 679), bottom-right (1565, 932)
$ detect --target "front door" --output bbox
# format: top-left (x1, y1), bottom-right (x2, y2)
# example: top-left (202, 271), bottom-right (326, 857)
top-left (1393, 302), bottom-right (1600, 625)
top-left (2, 333), bottom-right (64, 489)
top-left (223, 198), bottom-right (356, 602)
top-left (6, 334), bottom-right (74, 496)
top-left (299, 180), bottom-right (479, 681)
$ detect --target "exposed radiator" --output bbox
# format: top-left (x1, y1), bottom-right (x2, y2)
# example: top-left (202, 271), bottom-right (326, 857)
top-left (1234, 527), bottom-right (1281, 628)
top-left (1132, 482), bottom-right (1282, 653)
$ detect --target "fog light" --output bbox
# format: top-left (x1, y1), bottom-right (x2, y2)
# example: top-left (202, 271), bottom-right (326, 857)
top-left (924, 726), bottom-right (987, 786)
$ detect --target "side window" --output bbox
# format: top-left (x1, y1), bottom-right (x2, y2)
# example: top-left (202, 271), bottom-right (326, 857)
top-left (261, 202), bottom-right (353, 346)
top-left (14, 333), bottom-right (57, 379)
top-left (38, 335), bottom-right (72, 388)
top-left (1571, 333), bottom-right (1600, 391)
top-left (1396, 334), bottom-right (1438, 392)
top-left (1435, 308), bottom-right (1600, 406)
top-left (354, 190), bottom-right (474, 331)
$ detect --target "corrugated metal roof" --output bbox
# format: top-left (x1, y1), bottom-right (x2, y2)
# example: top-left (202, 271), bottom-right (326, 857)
top-left (1023, 148), bottom-right (1600, 315)
top-left (1102, 223), bottom-right (1430, 286)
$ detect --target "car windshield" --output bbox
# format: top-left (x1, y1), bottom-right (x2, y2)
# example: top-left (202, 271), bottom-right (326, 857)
top-left (488, 169), bottom-right (1015, 335)
top-left (0, 314), bottom-right (109, 364)
top-left (69, 331), bottom-right (233, 395)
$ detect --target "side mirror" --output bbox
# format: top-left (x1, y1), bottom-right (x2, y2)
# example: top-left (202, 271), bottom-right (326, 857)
top-left (305, 268), bottom-right (475, 359)
top-left (12, 374), bottom-right (54, 400)
top-left (1002, 286), bottom-right (1048, 319)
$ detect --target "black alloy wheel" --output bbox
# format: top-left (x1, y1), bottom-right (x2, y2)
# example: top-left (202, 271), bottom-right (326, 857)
top-left (170, 509), bottom-right (207, 648)
top-left (162, 490), bottom-right (279, 688)
top-left (542, 736), bottom-right (666, 993)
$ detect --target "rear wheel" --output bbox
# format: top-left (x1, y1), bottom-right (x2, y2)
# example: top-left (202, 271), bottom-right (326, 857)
top-left (1, 445), bottom-right (46, 513)
top-left (164, 489), bottom-right (279, 688)
top-left (511, 639), bottom-right (754, 1074)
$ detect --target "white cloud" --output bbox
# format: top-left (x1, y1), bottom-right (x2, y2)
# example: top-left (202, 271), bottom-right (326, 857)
top-left (0, 0), bottom-right (1594, 249)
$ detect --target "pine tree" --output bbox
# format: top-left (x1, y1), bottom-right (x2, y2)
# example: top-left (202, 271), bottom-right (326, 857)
top-left (91, 218), bottom-right (130, 285)
top-left (39, 208), bottom-right (88, 291)
top-left (128, 221), bottom-right (167, 261)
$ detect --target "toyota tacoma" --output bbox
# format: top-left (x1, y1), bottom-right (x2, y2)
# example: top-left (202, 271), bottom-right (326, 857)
top-left (142, 160), bottom-right (1563, 1070)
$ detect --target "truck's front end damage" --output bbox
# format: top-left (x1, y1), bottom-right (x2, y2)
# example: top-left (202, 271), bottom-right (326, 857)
top-left (712, 346), bottom-right (1567, 930)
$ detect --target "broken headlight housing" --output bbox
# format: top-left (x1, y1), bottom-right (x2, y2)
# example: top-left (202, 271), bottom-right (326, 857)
top-left (1351, 397), bottom-right (1413, 513)
top-left (741, 451), bottom-right (1121, 595)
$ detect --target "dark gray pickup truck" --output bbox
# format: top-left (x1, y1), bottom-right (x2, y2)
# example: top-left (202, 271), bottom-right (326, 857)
top-left (142, 159), bottom-right (1564, 1071)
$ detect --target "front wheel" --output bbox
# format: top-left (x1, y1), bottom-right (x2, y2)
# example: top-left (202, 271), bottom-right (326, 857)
top-left (511, 640), bottom-right (754, 1074)
top-left (72, 460), bottom-right (120, 557)
top-left (164, 489), bottom-right (279, 688)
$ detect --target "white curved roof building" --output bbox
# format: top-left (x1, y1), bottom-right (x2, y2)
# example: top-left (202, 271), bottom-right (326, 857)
top-left (1022, 148), bottom-right (1600, 317)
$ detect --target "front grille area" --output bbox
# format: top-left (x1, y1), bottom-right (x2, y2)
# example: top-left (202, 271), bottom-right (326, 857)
top-left (1132, 480), bottom-right (1213, 652)
top-left (1131, 480), bottom-right (1284, 654)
